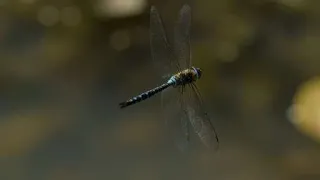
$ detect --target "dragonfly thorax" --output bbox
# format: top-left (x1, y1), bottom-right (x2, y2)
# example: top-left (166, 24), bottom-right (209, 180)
top-left (167, 67), bottom-right (202, 87)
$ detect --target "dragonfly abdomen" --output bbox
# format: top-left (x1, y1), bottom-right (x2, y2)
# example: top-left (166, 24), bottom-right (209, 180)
top-left (119, 83), bottom-right (172, 108)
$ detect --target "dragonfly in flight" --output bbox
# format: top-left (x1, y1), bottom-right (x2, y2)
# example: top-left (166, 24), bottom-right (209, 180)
top-left (119, 4), bottom-right (219, 150)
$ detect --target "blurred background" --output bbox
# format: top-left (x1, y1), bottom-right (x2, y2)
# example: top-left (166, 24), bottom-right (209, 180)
top-left (1, 0), bottom-right (320, 179)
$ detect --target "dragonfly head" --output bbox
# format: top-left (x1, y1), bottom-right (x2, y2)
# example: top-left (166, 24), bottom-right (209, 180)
top-left (192, 67), bottom-right (202, 79)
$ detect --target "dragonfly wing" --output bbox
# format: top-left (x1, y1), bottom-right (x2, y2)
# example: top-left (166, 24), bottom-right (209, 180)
top-left (184, 83), bottom-right (219, 150)
top-left (161, 87), bottom-right (190, 151)
top-left (150, 6), bottom-right (180, 76)
top-left (174, 4), bottom-right (191, 69)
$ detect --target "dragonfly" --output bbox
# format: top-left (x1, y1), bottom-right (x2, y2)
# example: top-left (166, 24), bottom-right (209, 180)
top-left (119, 4), bottom-right (219, 150)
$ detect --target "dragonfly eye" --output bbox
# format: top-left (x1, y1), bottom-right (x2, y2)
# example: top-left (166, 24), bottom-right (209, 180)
top-left (196, 68), bottom-right (202, 79)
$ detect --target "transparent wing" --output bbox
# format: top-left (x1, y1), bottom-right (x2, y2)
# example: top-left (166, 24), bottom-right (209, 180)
top-left (174, 4), bottom-right (191, 69)
top-left (184, 83), bottom-right (219, 150)
top-left (150, 6), bottom-right (180, 76)
top-left (161, 87), bottom-right (190, 152)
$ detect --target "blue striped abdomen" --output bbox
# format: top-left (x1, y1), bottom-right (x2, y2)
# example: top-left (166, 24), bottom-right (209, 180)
top-left (119, 83), bottom-right (172, 108)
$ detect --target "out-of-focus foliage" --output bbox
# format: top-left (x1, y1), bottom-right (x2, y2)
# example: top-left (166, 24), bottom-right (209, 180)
top-left (1, 0), bottom-right (320, 180)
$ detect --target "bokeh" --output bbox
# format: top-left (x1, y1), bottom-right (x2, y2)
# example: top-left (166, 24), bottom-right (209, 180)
top-left (1, 0), bottom-right (320, 179)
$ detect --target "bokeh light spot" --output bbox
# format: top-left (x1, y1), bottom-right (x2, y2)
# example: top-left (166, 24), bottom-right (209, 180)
top-left (94, 0), bottom-right (147, 18)
top-left (290, 76), bottom-right (320, 142)
top-left (37, 5), bottom-right (60, 27)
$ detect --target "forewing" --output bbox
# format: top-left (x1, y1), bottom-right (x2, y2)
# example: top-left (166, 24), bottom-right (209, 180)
top-left (174, 4), bottom-right (191, 69)
top-left (150, 6), bottom-right (180, 76)
top-left (161, 87), bottom-right (190, 152)
top-left (185, 83), bottom-right (219, 150)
